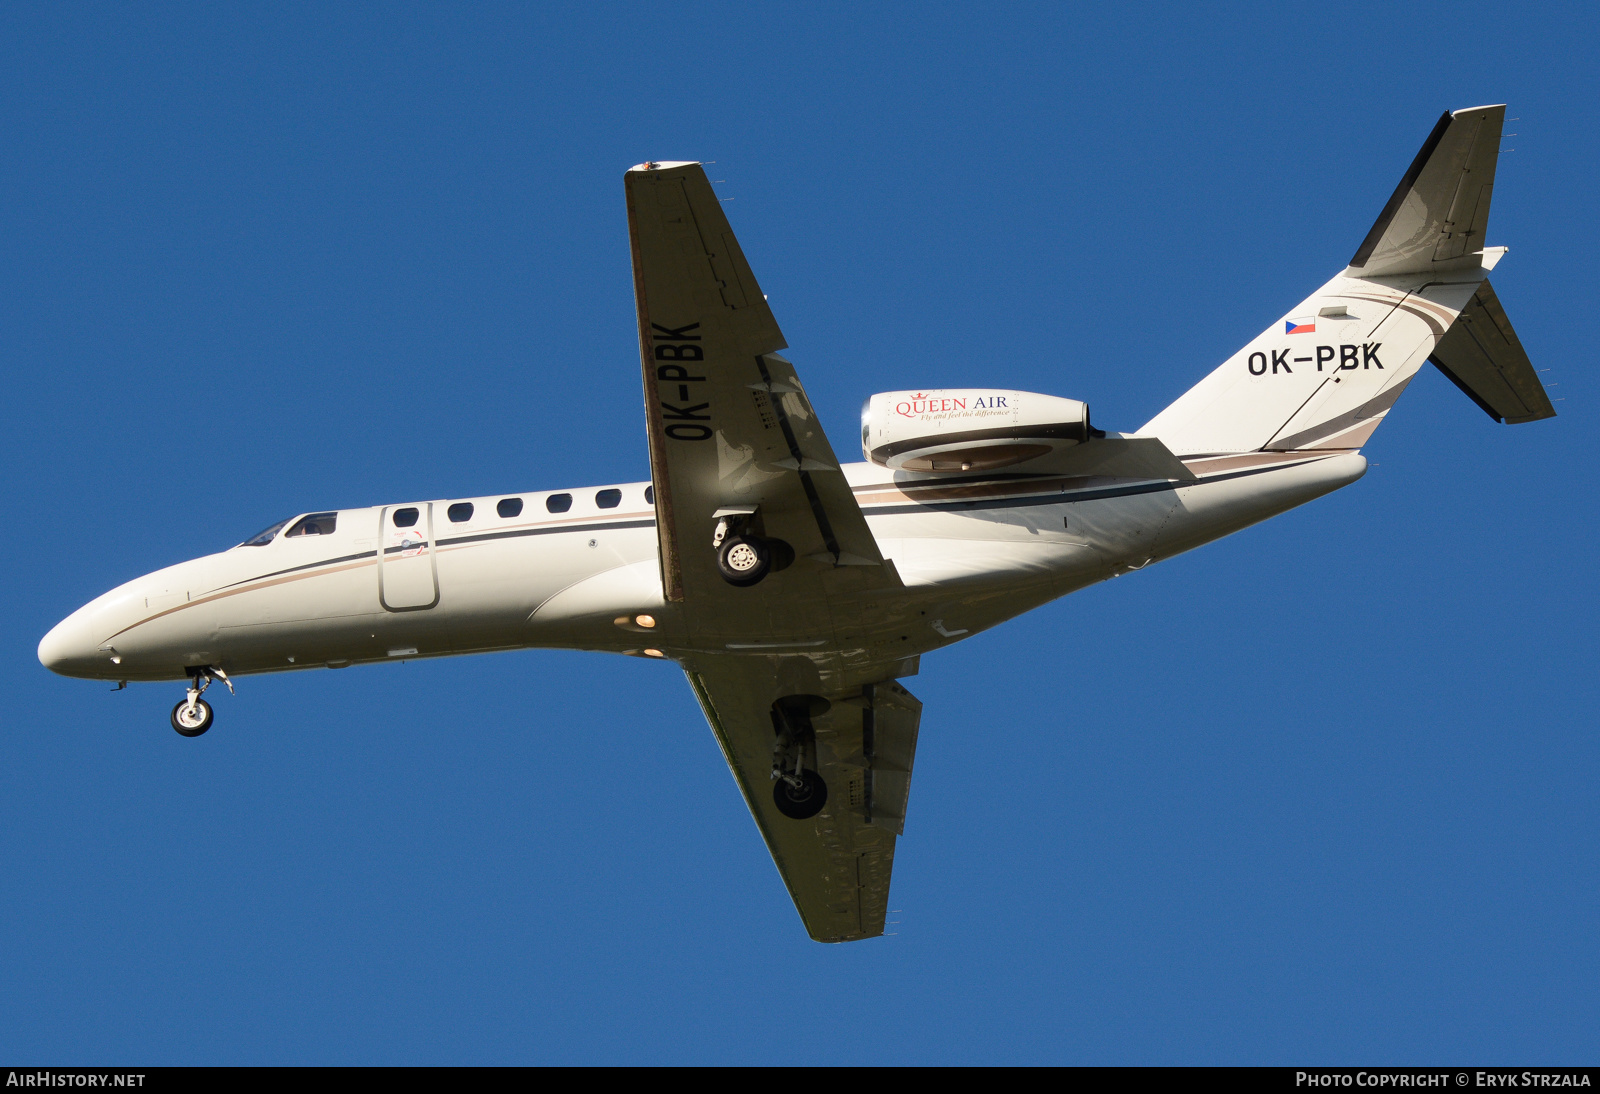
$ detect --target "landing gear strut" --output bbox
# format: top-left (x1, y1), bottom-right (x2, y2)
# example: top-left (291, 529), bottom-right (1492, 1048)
top-left (171, 666), bottom-right (231, 737)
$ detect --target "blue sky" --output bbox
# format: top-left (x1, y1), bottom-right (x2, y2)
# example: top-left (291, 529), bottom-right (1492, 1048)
top-left (4, 2), bottom-right (1597, 1064)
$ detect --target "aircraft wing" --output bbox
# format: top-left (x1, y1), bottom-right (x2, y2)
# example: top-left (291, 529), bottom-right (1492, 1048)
top-left (626, 161), bottom-right (917, 942)
top-left (684, 655), bottom-right (922, 943)
top-left (624, 161), bottom-right (897, 607)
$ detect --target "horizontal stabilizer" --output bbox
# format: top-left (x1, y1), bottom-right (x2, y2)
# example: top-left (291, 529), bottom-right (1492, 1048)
top-left (1430, 279), bottom-right (1555, 424)
top-left (1349, 106), bottom-right (1504, 278)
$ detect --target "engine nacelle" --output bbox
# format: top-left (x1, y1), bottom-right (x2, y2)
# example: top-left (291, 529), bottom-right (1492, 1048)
top-left (861, 389), bottom-right (1094, 472)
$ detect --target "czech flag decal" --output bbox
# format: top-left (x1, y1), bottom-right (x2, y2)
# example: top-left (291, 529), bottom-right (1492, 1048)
top-left (1284, 317), bottom-right (1316, 335)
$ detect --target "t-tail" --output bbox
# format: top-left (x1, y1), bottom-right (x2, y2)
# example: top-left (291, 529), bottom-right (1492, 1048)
top-left (1137, 105), bottom-right (1554, 464)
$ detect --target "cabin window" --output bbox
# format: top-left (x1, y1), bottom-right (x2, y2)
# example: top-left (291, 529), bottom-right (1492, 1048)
top-left (240, 518), bottom-right (291, 547)
top-left (448, 502), bottom-right (474, 523)
top-left (546, 493), bottom-right (573, 514)
top-left (392, 508), bottom-right (420, 528)
top-left (645, 485), bottom-right (654, 504)
top-left (286, 513), bottom-right (337, 537)
top-left (497, 497), bottom-right (523, 518)
top-left (596, 489), bottom-right (622, 509)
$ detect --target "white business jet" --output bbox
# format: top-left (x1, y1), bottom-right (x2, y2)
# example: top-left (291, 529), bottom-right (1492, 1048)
top-left (40, 106), bottom-right (1553, 942)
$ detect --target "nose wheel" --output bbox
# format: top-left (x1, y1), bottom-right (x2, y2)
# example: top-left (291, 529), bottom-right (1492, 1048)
top-left (171, 698), bottom-right (213, 736)
top-left (171, 666), bottom-right (231, 737)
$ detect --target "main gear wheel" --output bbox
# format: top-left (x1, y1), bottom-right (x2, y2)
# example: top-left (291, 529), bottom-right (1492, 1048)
top-left (773, 770), bottom-right (827, 820)
top-left (717, 535), bottom-right (772, 587)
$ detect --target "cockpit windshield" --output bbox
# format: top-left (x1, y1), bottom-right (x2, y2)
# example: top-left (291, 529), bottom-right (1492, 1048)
top-left (285, 513), bottom-right (337, 537)
top-left (239, 518), bottom-right (291, 547)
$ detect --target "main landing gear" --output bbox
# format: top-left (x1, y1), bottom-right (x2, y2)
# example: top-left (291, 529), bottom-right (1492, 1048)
top-left (770, 695), bottom-right (829, 820)
top-left (774, 769), bottom-right (827, 819)
top-left (717, 535), bottom-right (772, 586)
top-left (171, 666), bottom-right (232, 737)
top-left (712, 512), bottom-right (792, 588)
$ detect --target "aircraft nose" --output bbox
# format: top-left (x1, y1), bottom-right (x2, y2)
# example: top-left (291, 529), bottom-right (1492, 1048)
top-left (38, 611), bottom-right (97, 677)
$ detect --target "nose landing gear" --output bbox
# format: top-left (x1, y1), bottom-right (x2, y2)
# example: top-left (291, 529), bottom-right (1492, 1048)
top-left (171, 697), bottom-right (212, 736)
top-left (171, 666), bottom-right (232, 737)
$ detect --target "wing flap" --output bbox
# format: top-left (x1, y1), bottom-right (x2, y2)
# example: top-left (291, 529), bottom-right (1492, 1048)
top-left (1430, 278), bottom-right (1555, 424)
top-left (753, 351), bottom-right (891, 571)
top-left (859, 681), bottom-right (921, 836)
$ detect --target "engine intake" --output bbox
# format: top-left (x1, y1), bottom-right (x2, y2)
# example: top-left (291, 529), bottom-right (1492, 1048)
top-left (861, 389), bottom-right (1094, 472)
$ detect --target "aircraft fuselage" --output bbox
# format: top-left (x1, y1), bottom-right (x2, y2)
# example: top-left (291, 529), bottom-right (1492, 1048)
top-left (39, 451), bottom-right (1365, 684)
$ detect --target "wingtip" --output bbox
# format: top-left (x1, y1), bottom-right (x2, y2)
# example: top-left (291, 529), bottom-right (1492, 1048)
top-left (1451, 103), bottom-right (1507, 118)
top-left (627, 160), bottom-right (700, 173)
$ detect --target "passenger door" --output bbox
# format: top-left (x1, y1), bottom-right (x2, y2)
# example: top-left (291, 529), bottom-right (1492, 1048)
top-left (379, 504), bottom-right (439, 611)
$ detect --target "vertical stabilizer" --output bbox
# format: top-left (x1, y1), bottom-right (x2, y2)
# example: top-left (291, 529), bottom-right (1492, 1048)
top-left (1136, 106), bottom-right (1548, 458)
top-left (1349, 106), bottom-right (1503, 278)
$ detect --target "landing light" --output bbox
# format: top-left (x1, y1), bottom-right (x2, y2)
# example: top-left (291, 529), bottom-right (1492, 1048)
top-left (642, 648), bottom-right (665, 658)
top-left (635, 614), bottom-right (656, 628)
